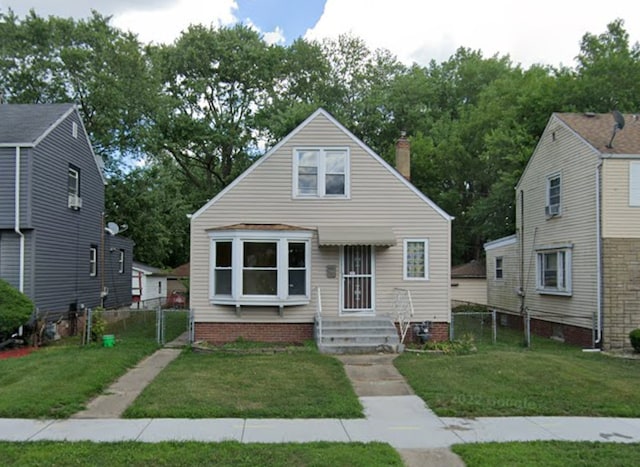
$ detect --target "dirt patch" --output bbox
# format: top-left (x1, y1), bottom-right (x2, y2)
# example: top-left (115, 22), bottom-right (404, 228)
top-left (0, 347), bottom-right (36, 360)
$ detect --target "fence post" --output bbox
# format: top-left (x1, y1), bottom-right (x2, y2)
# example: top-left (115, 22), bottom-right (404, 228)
top-left (492, 309), bottom-right (497, 344)
top-left (155, 306), bottom-right (162, 345)
top-left (525, 309), bottom-right (531, 348)
top-left (449, 312), bottom-right (455, 341)
top-left (189, 308), bottom-right (195, 344)
top-left (84, 308), bottom-right (92, 346)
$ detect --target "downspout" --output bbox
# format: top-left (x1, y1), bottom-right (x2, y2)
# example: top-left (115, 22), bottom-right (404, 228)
top-left (595, 161), bottom-right (603, 346)
top-left (519, 190), bottom-right (525, 314)
top-left (14, 147), bottom-right (25, 293)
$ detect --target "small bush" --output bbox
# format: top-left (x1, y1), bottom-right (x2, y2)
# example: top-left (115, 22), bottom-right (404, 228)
top-left (452, 303), bottom-right (488, 314)
top-left (0, 279), bottom-right (34, 338)
top-left (630, 329), bottom-right (640, 353)
top-left (90, 308), bottom-right (107, 342)
top-left (423, 333), bottom-right (477, 355)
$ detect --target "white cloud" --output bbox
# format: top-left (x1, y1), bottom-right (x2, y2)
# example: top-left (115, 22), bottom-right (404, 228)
top-left (112, 0), bottom-right (238, 45)
top-left (263, 26), bottom-right (286, 46)
top-left (305, 0), bottom-right (640, 68)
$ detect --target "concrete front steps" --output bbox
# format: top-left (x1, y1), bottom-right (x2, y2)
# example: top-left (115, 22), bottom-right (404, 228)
top-left (316, 316), bottom-right (400, 354)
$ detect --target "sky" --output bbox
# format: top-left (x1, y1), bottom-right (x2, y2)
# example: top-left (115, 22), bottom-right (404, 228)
top-left (2, 0), bottom-right (640, 68)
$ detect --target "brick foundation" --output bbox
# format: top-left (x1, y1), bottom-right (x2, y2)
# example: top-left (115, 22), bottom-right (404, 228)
top-left (602, 238), bottom-right (640, 352)
top-left (496, 311), bottom-right (594, 348)
top-left (399, 321), bottom-right (450, 344)
top-left (195, 322), bottom-right (314, 345)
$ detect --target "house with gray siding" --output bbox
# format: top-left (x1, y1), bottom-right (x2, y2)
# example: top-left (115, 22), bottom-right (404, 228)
top-left (485, 112), bottom-right (640, 351)
top-left (190, 108), bottom-right (452, 352)
top-left (0, 104), bottom-right (133, 326)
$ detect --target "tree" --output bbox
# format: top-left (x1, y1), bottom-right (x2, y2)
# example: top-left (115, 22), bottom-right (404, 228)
top-left (146, 25), bottom-right (286, 197)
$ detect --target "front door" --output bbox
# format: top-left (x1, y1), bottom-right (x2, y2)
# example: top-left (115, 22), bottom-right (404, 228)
top-left (342, 245), bottom-right (374, 314)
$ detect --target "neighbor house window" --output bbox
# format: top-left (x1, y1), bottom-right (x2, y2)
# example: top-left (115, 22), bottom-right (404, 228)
top-left (293, 148), bottom-right (349, 198)
top-left (68, 166), bottom-right (82, 209)
top-left (210, 230), bottom-right (312, 305)
top-left (89, 246), bottom-right (97, 277)
top-left (630, 161), bottom-right (640, 206)
top-left (404, 239), bottom-right (428, 280)
top-left (495, 257), bottom-right (504, 279)
top-left (536, 247), bottom-right (572, 295)
top-left (546, 173), bottom-right (561, 216)
top-left (158, 281), bottom-right (162, 294)
top-left (118, 250), bottom-right (125, 274)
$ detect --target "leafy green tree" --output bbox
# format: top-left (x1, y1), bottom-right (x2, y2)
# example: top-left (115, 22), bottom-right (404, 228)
top-left (0, 279), bottom-right (34, 339)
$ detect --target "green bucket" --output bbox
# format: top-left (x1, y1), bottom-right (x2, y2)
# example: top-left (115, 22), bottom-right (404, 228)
top-left (102, 334), bottom-right (115, 348)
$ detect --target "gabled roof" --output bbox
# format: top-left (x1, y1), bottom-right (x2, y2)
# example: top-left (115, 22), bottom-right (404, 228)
top-left (191, 108), bottom-right (453, 221)
top-left (132, 261), bottom-right (167, 276)
top-left (0, 104), bottom-right (76, 145)
top-left (555, 112), bottom-right (640, 156)
top-left (0, 103), bottom-right (106, 185)
top-left (168, 262), bottom-right (190, 278)
top-left (451, 260), bottom-right (486, 279)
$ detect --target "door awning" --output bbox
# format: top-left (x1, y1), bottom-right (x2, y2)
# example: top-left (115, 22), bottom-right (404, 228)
top-left (318, 226), bottom-right (396, 247)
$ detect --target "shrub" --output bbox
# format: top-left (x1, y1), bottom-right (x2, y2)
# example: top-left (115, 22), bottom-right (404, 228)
top-left (0, 279), bottom-right (34, 338)
top-left (630, 329), bottom-right (640, 353)
top-left (452, 303), bottom-right (488, 314)
top-left (90, 308), bottom-right (107, 342)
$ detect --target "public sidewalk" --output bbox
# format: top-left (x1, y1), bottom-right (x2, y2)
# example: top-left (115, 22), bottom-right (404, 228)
top-left (2, 396), bottom-right (640, 448)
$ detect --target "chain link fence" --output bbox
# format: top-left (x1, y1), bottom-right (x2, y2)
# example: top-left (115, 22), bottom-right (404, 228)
top-left (81, 307), bottom-right (191, 346)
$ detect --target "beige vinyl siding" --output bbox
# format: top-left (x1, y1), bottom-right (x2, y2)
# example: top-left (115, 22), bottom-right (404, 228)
top-left (191, 112), bottom-right (450, 324)
top-left (486, 240), bottom-right (520, 313)
top-left (515, 118), bottom-right (599, 328)
top-left (602, 159), bottom-right (640, 238)
top-left (451, 278), bottom-right (487, 305)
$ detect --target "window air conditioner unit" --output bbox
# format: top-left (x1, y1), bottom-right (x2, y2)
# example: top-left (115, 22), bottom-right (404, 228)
top-left (68, 195), bottom-right (83, 210)
top-left (545, 204), bottom-right (559, 216)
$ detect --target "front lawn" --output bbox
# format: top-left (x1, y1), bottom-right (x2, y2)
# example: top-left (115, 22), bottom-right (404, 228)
top-left (0, 338), bottom-right (158, 418)
top-left (0, 441), bottom-right (402, 466)
top-left (395, 337), bottom-right (640, 417)
top-left (124, 347), bottom-right (363, 418)
top-left (453, 441), bottom-right (640, 467)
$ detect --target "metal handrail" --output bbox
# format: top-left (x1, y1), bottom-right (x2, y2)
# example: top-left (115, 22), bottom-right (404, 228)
top-left (393, 287), bottom-right (414, 344)
top-left (315, 287), bottom-right (322, 343)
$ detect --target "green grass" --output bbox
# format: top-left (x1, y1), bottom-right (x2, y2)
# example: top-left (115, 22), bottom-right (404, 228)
top-left (0, 338), bottom-right (158, 418)
top-left (0, 441), bottom-right (402, 466)
top-left (453, 441), bottom-right (640, 467)
top-left (124, 348), bottom-right (363, 418)
top-left (395, 333), bottom-right (640, 417)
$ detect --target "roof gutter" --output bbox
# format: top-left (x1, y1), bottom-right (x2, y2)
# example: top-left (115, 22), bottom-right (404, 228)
top-left (14, 147), bottom-right (25, 293)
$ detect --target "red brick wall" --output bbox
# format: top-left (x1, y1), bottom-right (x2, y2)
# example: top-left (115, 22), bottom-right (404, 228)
top-left (195, 322), bottom-right (314, 345)
top-left (399, 321), bottom-right (450, 344)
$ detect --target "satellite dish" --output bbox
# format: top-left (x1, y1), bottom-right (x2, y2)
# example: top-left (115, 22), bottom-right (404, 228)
top-left (607, 110), bottom-right (626, 148)
top-left (613, 110), bottom-right (625, 130)
top-left (105, 222), bottom-right (120, 236)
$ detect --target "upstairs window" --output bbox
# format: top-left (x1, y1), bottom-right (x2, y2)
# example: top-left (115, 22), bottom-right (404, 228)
top-left (630, 161), bottom-right (640, 206)
top-left (294, 148), bottom-right (349, 198)
top-left (536, 247), bottom-right (572, 295)
top-left (495, 257), bottom-right (504, 279)
top-left (68, 166), bottom-right (82, 209)
top-left (546, 173), bottom-right (561, 217)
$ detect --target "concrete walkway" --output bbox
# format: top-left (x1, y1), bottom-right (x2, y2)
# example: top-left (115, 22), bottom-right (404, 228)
top-left (2, 346), bottom-right (640, 466)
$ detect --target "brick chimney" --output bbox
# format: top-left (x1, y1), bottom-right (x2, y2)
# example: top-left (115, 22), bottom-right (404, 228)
top-left (396, 131), bottom-right (410, 181)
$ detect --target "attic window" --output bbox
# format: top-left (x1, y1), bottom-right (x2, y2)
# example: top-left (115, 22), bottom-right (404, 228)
top-left (293, 148), bottom-right (349, 198)
top-left (545, 173), bottom-right (561, 217)
top-left (72, 122), bottom-right (78, 138)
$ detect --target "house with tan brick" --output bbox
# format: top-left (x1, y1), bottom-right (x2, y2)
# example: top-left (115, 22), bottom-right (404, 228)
top-left (189, 108), bottom-right (452, 352)
top-left (485, 111), bottom-right (640, 351)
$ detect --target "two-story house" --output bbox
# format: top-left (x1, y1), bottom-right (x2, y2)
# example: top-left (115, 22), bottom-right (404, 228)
top-left (485, 112), bottom-right (640, 351)
top-left (0, 104), bottom-right (133, 328)
top-left (190, 108), bottom-right (452, 352)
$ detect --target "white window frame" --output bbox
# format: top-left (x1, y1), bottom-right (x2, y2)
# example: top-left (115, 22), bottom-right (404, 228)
top-left (536, 246), bottom-right (572, 296)
top-left (403, 239), bottom-right (429, 281)
top-left (495, 257), bottom-right (504, 280)
top-left (118, 249), bottom-right (125, 274)
top-left (209, 230), bottom-right (312, 306)
top-left (89, 246), bottom-right (97, 277)
top-left (292, 147), bottom-right (350, 199)
top-left (629, 161), bottom-right (640, 207)
top-left (545, 172), bottom-right (561, 217)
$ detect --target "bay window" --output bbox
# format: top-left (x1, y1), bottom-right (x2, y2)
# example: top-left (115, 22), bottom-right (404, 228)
top-left (209, 230), bottom-right (312, 305)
